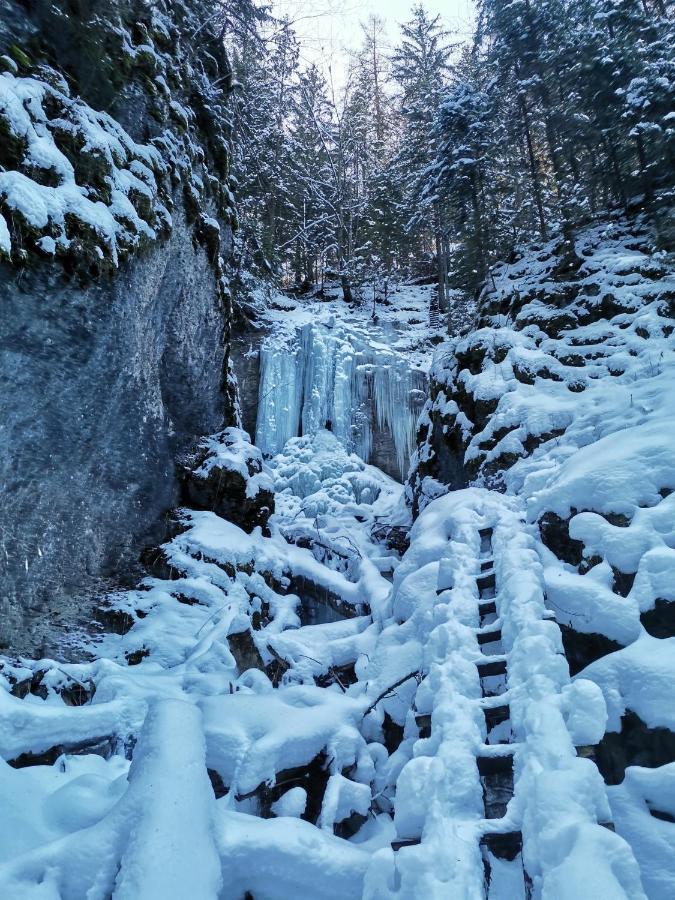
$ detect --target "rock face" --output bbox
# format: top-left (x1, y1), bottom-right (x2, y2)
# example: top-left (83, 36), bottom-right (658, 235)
top-left (180, 428), bottom-right (274, 535)
top-left (407, 218), bottom-right (674, 517)
top-left (0, 0), bottom-right (238, 652)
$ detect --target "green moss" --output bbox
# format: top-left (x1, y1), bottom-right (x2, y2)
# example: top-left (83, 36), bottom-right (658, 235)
top-left (195, 213), bottom-right (221, 265)
top-left (52, 125), bottom-right (114, 205)
top-left (135, 45), bottom-right (158, 75)
top-left (183, 182), bottom-right (202, 223)
top-left (0, 4), bottom-right (237, 290)
top-left (8, 45), bottom-right (31, 69)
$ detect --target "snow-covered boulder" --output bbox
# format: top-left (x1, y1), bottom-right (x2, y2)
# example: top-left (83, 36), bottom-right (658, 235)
top-left (181, 428), bottom-right (274, 534)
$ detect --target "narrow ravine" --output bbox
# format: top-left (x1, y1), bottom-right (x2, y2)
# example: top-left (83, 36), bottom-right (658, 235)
top-left (1, 0), bottom-right (674, 896)
top-left (0, 276), bottom-right (651, 899)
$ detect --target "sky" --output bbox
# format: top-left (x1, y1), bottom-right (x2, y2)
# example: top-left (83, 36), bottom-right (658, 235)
top-left (270, 0), bottom-right (476, 87)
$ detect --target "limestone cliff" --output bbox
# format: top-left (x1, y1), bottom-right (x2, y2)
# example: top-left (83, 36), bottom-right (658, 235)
top-left (0, 0), bottom-right (239, 651)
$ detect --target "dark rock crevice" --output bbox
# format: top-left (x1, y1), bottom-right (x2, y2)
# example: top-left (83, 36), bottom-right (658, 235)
top-left (594, 711), bottom-right (675, 785)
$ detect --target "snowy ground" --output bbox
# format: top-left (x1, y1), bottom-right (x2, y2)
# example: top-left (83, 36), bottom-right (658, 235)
top-left (0, 425), bottom-right (650, 899)
top-left (1, 232), bottom-right (672, 897)
top-left (409, 216), bottom-right (675, 898)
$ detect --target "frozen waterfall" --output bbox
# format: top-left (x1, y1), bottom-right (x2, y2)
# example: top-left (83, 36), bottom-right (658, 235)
top-left (255, 320), bottom-right (427, 480)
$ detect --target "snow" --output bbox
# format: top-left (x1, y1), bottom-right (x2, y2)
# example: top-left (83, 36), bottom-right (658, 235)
top-left (0, 212), bottom-right (10, 253)
top-left (412, 219), bottom-right (675, 692)
top-left (0, 435), bottom-right (651, 897)
top-left (0, 69), bottom-right (177, 265)
top-left (402, 217), bottom-right (675, 895)
top-left (201, 687), bottom-right (366, 796)
top-left (216, 809), bottom-right (369, 899)
top-left (527, 419), bottom-right (675, 522)
top-left (271, 786), bottom-right (306, 818)
top-left (0, 425), bottom-right (407, 892)
top-left (0, 753), bottom-right (128, 864)
top-left (191, 426), bottom-right (274, 500)
top-left (2, 216), bottom-right (672, 895)
top-left (608, 764), bottom-right (675, 898)
top-left (581, 634), bottom-right (675, 732)
top-left (113, 700), bottom-right (222, 900)
top-left (544, 563), bottom-right (641, 644)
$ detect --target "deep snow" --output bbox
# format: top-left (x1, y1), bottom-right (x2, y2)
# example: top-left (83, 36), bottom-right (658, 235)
top-left (1, 232), bottom-right (673, 897)
top-left (0, 426), bottom-right (652, 899)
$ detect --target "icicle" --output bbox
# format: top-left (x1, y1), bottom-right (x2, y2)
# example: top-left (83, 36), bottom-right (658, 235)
top-left (256, 321), bottom-right (427, 479)
top-left (255, 336), bottom-right (304, 454)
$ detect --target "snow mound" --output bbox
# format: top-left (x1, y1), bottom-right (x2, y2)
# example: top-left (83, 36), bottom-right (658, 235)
top-left (181, 427), bottom-right (275, 533)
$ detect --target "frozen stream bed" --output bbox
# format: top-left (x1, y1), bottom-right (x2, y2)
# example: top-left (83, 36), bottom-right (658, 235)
top-left (0, 425), bottom-right (650, 899)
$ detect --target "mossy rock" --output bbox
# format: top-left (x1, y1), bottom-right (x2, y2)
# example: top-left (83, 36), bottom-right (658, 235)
top-left (52, 124), bottom-right (115, 204)
top-left (195, 213), bottom-right (220, 265)
top-left (0, 111), bottom-right (28, 169)
top-left (134, 45), bottom-right (159, 75)
top-left (8, 44), bottom-right (31, 69)
top-left (0, 54), bottom-right (18, 74)
top-left (21, 163), bottom-right (62, 188)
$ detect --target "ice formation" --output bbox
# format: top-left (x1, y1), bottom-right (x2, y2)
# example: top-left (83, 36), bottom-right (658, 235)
top-left (256, 319), bottom-right (427, 480)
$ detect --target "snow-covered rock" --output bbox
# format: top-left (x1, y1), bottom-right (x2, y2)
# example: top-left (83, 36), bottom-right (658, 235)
top-left (181, 427), bottom-right (275, 534)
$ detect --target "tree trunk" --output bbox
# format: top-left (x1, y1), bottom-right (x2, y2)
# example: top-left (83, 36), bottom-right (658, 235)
top-left (635, 131), bottom-right (653, 204)
top-left (603, 133), bottom-right (628, 212)
top-left (341, 273), bottom-right (353, 304)
top-left (434, 209), bottom-right (448, 312)
top-left (518, 98), bottom-right (548, 239)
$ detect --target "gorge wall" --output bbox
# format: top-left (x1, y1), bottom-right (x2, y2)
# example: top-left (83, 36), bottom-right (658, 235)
top-left (0, 0), bottom-right (238, 652)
